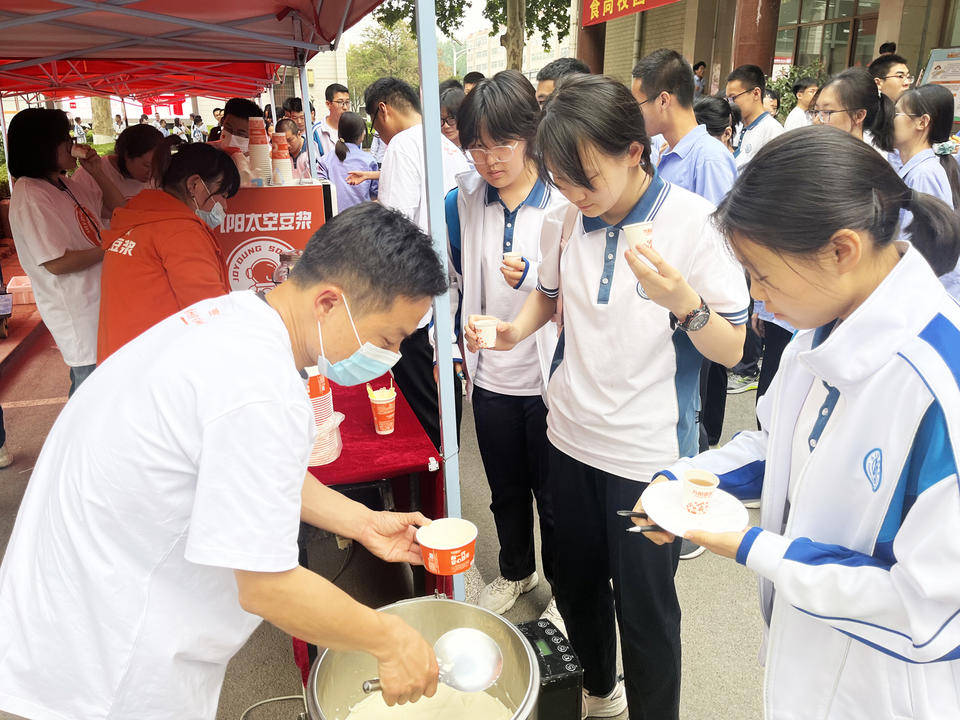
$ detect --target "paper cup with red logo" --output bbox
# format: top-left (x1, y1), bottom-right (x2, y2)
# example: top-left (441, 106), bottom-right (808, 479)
top-left (681, 469), bottom-right (720, 516)
top-left (472, 315), bottom-right (499, 349)
top-left (367, 381), bottom-right (397, 435)
top-left (416, 518), bottom-right (478, 575)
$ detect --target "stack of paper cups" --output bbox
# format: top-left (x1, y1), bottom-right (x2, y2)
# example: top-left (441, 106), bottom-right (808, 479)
top-left (271, 132), bottom-right (295, 186)
top-left (248, 117), bottom-right (272, 186)
top-left (306, 367), bottom-right (342, 466)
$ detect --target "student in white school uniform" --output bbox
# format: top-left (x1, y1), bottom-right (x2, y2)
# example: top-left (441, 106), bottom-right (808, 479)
top-left (783, 76), bottom-right (819, 131)
top-left (7, 109), bottom-right (106, 395)
top-left (446, 71), bottom-right (566, 625)
top-left (467, 74), bottom-right (749, 720)
top-left (726, 64), bottom-right (784, 168)
top-left (635, 126), bottom-right (960, 720)
top-left (365, 76), bottom-right (472, 451)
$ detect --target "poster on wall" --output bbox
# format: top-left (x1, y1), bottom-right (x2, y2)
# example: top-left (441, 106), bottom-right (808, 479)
top-left (213, 186), bottom-right (327, 292)
top-left (920, 48), bottom-right (960, 122)
top-left (581, 0), bottom-right (682, 27)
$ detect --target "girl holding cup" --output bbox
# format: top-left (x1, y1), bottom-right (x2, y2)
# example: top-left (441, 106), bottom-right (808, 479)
top-left (466, 73), bottom-right (749, 718)
top-left (635, 126), bottom-right (960, 718)
top-left (452, 71), bottom-right (568, 621)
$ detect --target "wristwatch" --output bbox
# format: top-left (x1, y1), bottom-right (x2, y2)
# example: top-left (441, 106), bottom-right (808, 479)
top-left (670, 298), bottom-right (710, 332)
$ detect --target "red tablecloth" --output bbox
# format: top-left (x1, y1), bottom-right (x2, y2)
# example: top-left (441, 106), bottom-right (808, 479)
top-left (294, 373), bottom-right (453, 684)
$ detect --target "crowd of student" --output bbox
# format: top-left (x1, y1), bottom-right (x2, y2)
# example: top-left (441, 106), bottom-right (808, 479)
top-left (2, 43), bottom-right (959, 720)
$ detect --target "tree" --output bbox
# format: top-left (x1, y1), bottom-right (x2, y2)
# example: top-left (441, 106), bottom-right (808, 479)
top-left (90, 96), bottom-right (113, 145)
top-left (374, 0), bottom-right (571, 72)
top-left (346, 23), bottom-right (420, 113)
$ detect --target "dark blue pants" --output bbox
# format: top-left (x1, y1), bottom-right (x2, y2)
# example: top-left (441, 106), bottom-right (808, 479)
top-left (472, 387), bottom-right (554, 589)
top-left (547, 442), bottom-right (682, 720)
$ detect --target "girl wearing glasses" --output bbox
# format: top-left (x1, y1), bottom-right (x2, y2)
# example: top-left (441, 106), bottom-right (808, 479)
top-left (467, 73), bottom-right (749, 719)
top-left (635, 126), bottom-right (960, 720)
top-left (439, 87), bottom-right (466, 149)
top-left (451, 70), bottom-right (567, 627)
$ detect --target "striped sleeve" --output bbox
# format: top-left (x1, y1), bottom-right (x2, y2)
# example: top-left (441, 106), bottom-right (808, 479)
top-left (742, 398), bottom-right (960, 663)
top-left (535, 205), bottom-right (565, 299)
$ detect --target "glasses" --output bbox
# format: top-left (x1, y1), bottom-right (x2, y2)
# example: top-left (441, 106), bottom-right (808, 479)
top-left (368, 104), bottom-right (380, 129)
top-left (805, 108), bottom-right (863, 122)
top-left (330, 99), bottom-right (351, 109)
top-left (883, 73), bottom-right (915, 83)
top-left (440, 115), bottom-right (457, 128)
top-left (465, 141), bottom-right (519, 165)
top-left (725, 89), bottom-right (752, 104)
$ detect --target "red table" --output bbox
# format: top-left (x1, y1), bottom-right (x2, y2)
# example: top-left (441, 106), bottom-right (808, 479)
top-left (293, 373), bottom-right (453, 683)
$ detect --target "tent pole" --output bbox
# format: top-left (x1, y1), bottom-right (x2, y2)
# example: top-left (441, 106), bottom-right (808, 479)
top-left (298, 61), bottom-right (317, 179)
top-left (414, 0), bottom-right (464, 601)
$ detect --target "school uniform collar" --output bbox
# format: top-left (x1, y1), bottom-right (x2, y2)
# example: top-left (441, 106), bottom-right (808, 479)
top-left (661, 124), bottom-right (709, 161)
top-left (581, 170), bottom-right (669, 233)
top-left (484, 177), bottom-right (550, 209)
top-left (797, 243), bottom-right (945, 388)
top-left (898, 147), bottom-right (936, 178)
top-left (744, 111), bottom-right (771, 131)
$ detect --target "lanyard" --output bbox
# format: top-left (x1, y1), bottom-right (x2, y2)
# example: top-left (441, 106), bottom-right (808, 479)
top-left (57, 177), bottom-right (102, 246)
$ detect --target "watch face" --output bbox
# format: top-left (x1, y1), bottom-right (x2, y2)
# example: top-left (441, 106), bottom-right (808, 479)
top-left (686, 309), bottom-right (710, 332)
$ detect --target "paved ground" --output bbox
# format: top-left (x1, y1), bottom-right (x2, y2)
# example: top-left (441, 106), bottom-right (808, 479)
top-left (0, 334), bottom-right (764, 720)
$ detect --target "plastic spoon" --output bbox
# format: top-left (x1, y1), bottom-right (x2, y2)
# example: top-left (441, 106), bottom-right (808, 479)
top-left (362, 627), bottom-right (504, 694)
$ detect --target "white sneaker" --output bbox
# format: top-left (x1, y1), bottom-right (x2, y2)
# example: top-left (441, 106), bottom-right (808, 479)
top-left (743, 499), bottom-right (761, 509)
top-left (582, 680), bottom-right (627, 718)
top-left (478, 572), bottom-right (538, 615)
top-left (0, 444), bottom-right (13, 469)
top-left (539, 597), bottom-right (567, 637)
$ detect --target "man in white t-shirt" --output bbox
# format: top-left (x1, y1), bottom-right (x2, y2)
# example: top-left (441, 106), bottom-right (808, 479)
top-left (0, 203), bottom-right (449, 720)
top-left (726, 64), bottom-right (784, 168)
top-left (312, 83), bottom-right (352, 161)
top-left (783, 76), bottom-right (819, 131)
top-left (364, 76), bottom-right (472, 451)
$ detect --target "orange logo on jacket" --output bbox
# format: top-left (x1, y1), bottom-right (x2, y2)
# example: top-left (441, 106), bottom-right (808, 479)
top-left (75, 205), bottom-right (101, 247)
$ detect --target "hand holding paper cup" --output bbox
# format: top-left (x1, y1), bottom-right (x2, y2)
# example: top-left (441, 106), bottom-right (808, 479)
top-left (367, 380), bottom-right (397, 435)
top-left (681, 469), bottom-right (720, 516)
top-left (471, 315), bottom-right (499, 349)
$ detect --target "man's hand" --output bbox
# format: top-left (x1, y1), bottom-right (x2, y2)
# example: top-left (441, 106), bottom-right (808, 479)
top-left (630, 475), bottom-right (676, 545)
top-left (373, 614), bottom-right (439, 706)
top-left (624, 244), bottom-right (701, 319)
top-left (684, 528), bottom-right (749, 560)
top-left (432, 361), bottom-right (463, 384)
top-left (464, 314), bottom-right (523, 353)
top-left (500, 256), bottom-right (526, 288)
top-left (347, 170), bottom-right (380, 186)
top-left (358, 511), bottom-right (431, 565)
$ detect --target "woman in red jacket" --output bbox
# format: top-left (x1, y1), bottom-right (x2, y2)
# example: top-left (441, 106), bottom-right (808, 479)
top-left (98, 140), bottom-right (241, 362)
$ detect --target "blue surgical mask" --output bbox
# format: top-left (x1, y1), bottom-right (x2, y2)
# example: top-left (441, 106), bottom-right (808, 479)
top-left (193, 178), bottom-right (226, 230)
top-left (317, 294), bottom-right (402, 386)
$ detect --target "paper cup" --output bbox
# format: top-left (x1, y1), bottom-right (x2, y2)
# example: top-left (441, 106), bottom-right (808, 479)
top-left (416, 518), bottom-right (478, 575)
top-left (681, 469), bottom-right (720, 516)
top-left (502, 251), bottom-right (522, 263)
top-left (623, 221), bottom-right (654, 250)
top-left (473, 316), bottom-right (499, 349)
top-left (369, 387), bottom-right (397, 435)
top-left (70, 144), bottom-right (90, 159)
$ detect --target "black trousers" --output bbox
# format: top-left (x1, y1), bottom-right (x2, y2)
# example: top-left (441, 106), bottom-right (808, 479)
top-left (472, 387), bottom-right (554, 588)
top-left (547, 442), bottom-right (682, 720)
top-left (732, 318), bottom-right (762, 377)
top-left (391, 326), bottom-right (462, 452)
top-left (756, 321), bottom-right (793, 417)
top-left (698, 358), bottom-right (728, 450)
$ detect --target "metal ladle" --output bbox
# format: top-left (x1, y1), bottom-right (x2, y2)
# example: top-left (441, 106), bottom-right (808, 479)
top-left (362, 627), bottom-right (504, 694)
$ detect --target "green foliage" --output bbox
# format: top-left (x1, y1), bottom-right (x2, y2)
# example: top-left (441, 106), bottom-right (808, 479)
top-left (0, 163), bottom-right (8, 200)
top-left (346, 23), bottom-right (421, 112)
top-left (767, 60), bottom-right (827, 121)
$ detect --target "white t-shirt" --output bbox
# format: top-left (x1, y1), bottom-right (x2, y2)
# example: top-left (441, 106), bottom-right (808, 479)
top-left (0, 291), bottom-right (315, 720)
top-left (73, 154), bottom-right (150, 227)
top-left (378, 123), bottom-right (472, 235)
top-left (537, 174), bottom-right (750, 480)
top-left (8, 175), bottom-right (103, 366)
top-left (783, 106), bottom-right (810, 131)
top-left (733, 112), bottom-right (784, 168)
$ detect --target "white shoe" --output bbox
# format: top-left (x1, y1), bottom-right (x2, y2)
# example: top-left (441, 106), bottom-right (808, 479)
top-left (539, 597), bottom-right (567, 637)
top-left (582, 681), bottom-right (627, 718)
top-left (478, 572), bottom-right (538, 615)
top-left (0, 444), bottom-right (13, 469)
top-left (743, 499), bottom-right (761, 509)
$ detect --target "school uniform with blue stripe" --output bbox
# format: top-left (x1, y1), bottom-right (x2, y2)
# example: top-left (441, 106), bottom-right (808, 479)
top-left (655, 243), bottom-right (960, 718)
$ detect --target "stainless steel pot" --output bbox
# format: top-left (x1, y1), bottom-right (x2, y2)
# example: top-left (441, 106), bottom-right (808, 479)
top-left (306, 597), bottom-right (540, 720)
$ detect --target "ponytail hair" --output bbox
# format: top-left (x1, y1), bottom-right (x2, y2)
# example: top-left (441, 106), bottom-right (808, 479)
top-left (898, 84), bottom-right (960, 209)
top-left (694, 95), bottom-right (737, 140)
top-left (715, 126), bottom-right (960, 276)
top-left (820, 67), bottom-right (895, 151)
top-left (152, 138), bottom-right (241, 199)
top-left (336, 111), bottom-right (367, 162)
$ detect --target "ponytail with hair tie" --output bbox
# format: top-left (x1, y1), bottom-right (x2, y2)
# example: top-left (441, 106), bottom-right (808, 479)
top-left (933, 140), bottom-right (958, 156)
top-left (335, 138), bottom-right (348, 162)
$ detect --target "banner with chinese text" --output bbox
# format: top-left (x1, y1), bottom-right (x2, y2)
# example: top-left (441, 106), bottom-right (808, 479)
top-left (582, 0), bottom-right (682, 27)
top-left (213, 186), bottom-right (327, 292)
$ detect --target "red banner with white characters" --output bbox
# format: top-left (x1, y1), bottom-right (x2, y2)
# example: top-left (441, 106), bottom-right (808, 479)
top-left (582, 0), bottom-right (682, 27)
top-left (212, 186), bottom-right (327, 292)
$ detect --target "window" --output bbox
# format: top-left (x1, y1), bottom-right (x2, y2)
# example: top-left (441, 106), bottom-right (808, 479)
top-left (777, 0), bottom-right (879, 71)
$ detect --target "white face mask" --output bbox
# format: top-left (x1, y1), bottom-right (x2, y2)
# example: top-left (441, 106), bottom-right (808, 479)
top-left (224, 130), bottom-right (249, 154)
top-left (316, 294), bottom-right (402, 386)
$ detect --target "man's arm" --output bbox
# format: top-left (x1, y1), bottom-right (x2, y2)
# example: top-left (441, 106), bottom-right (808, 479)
top-left (301, 471), bottom-right (375, 539)
top-left (42, 247), bottom-right (105, 275)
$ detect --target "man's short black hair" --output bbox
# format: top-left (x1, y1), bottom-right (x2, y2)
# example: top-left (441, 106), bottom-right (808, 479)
top-left (364, 77), bottom-right (421, 117)
top-left (693, 61), bottom-right (706, 71)
top-left (213, 107), bottom-right (224, 114)
top-left (7, 108), bottom-right (71, 179)
top-left (289, 202), bottom-right (447, 313)
top-left (764, 87), bottom-right (780, 102)
top-left (139, 113), bottom-right (149, 122)
top-left (463, 71), bottom-right (485, 85)
top-left (276, 118), bottom-right (299, 135)
top-left (536, 57), bottom-right (591, 82)
top-left (223, 98), bottom-right (263, 120)
top-left (879, 41), bottom-right (897, 54)
top-left (439, 78), bottom-right (464, 94)
top-left (325, 83), bottom-right (349, 101)
top-left (792, 76), bottom-right (818, 96)
top-left (727, 64), bottom-right (765, 91)
top-left (282, 97), bottom-right (316, 116)
top-left (869, 53), bottom-right (910, 80)
top-left (632, 48), bottom-right (695, 109)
